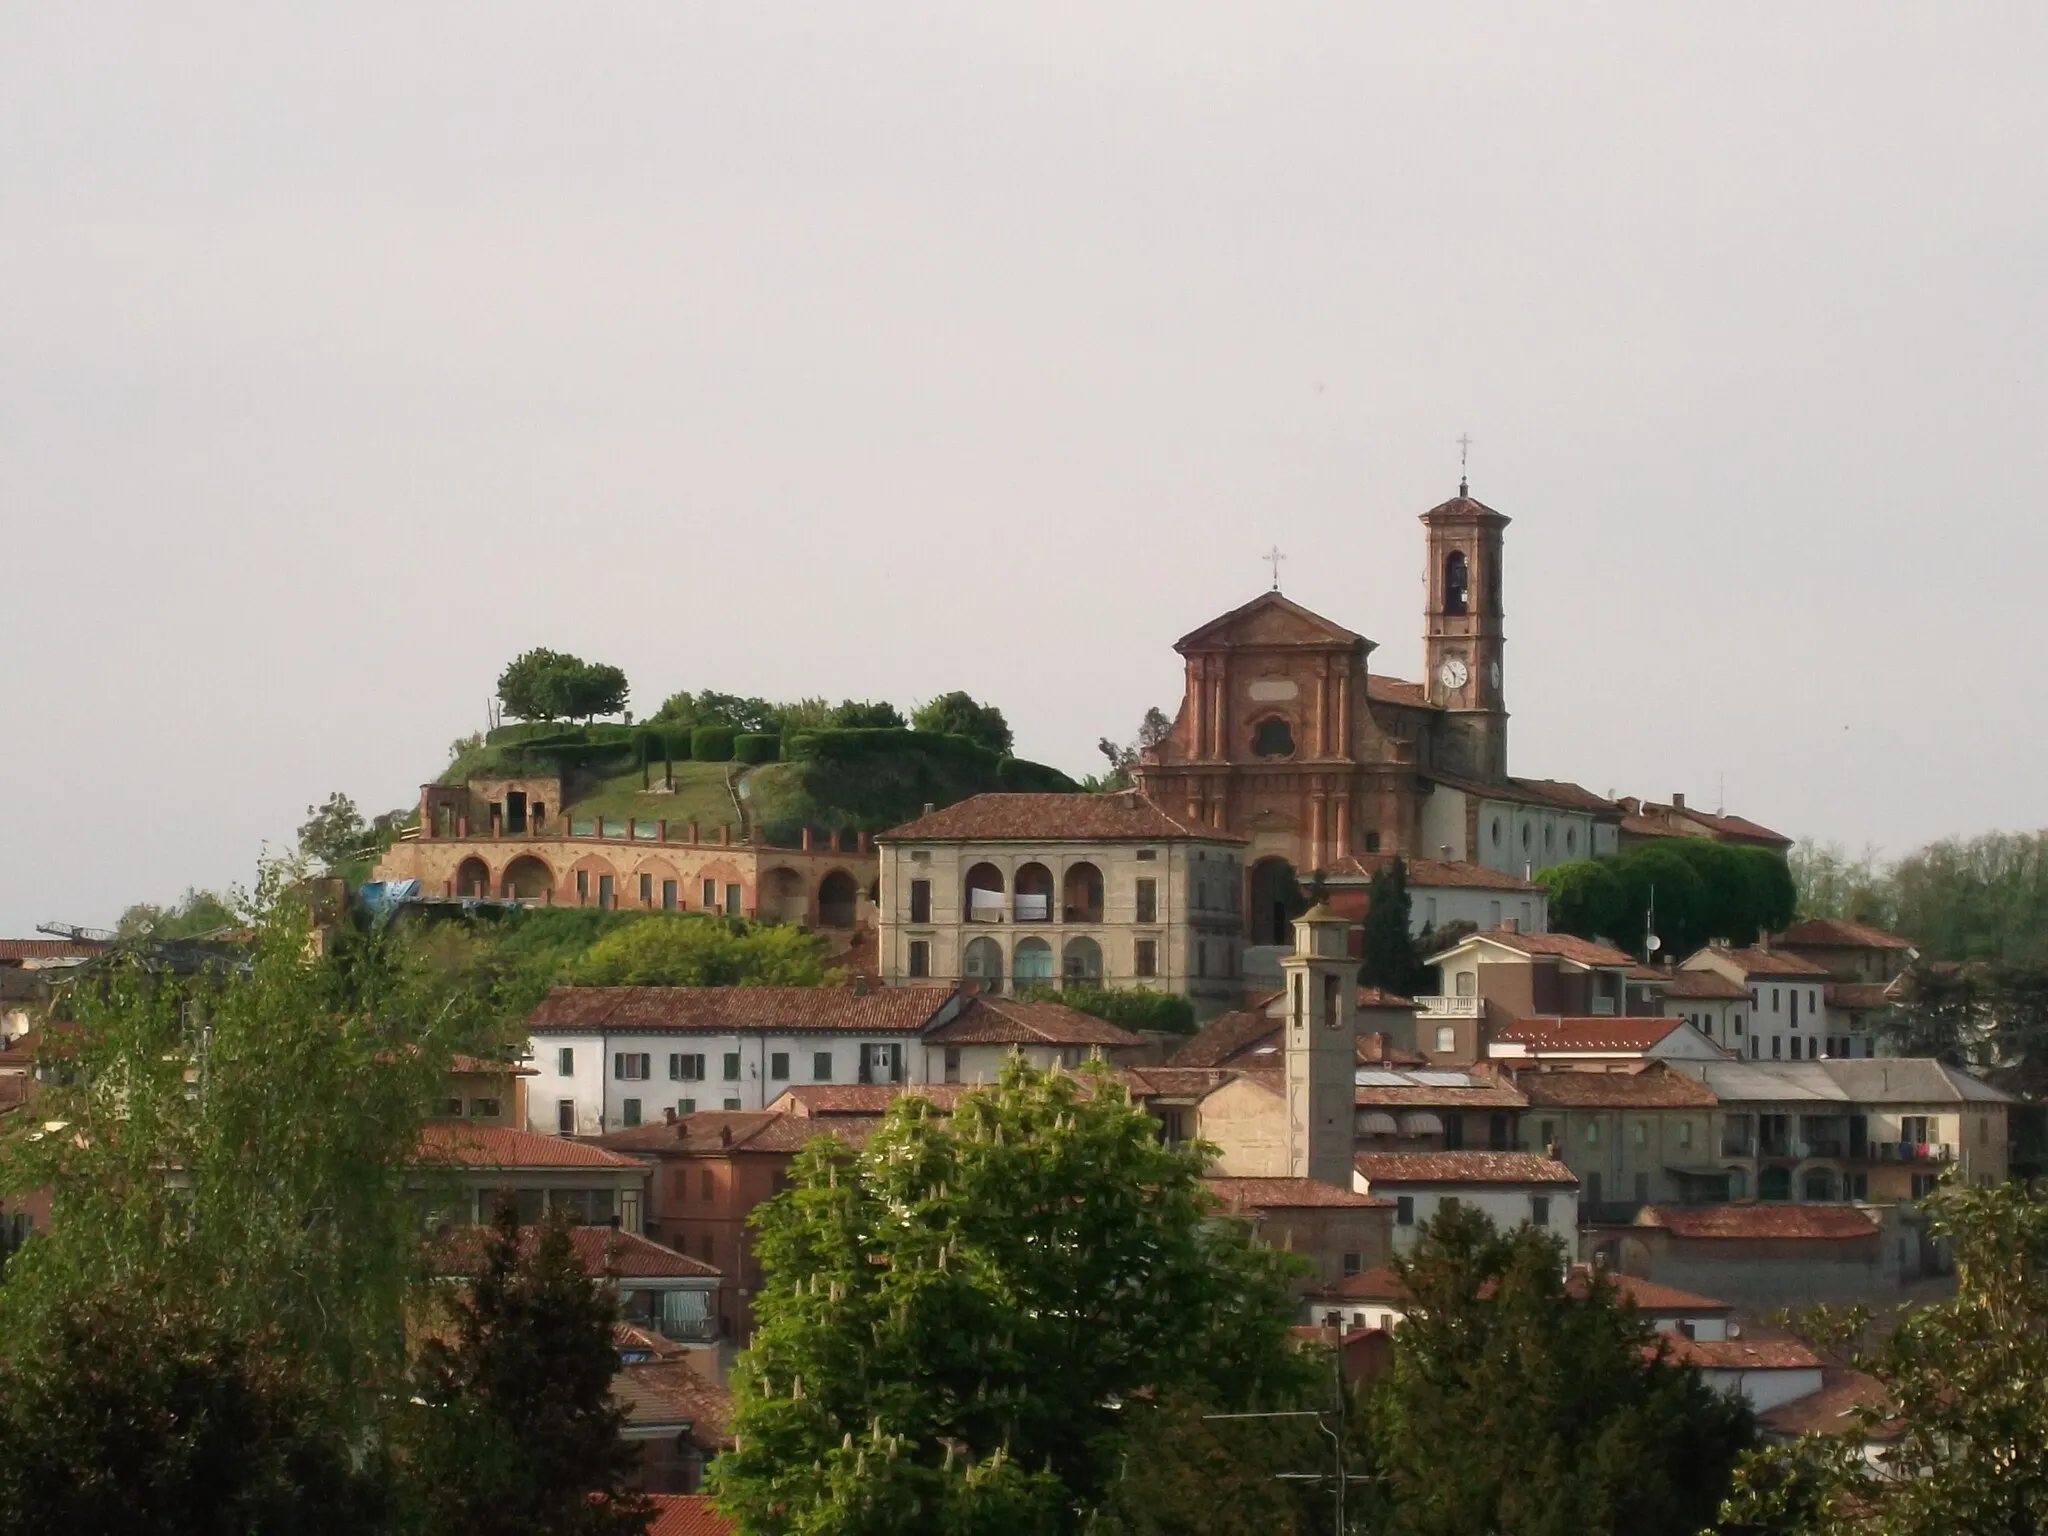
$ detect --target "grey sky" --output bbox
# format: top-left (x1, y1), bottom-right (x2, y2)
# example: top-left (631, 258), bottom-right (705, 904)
top-left (4, 5), bottom-right (2045, 935)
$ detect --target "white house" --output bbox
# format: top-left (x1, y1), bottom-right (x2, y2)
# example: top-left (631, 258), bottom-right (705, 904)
top-left (1681, 944), bottom-right (1841, 1061)
top-left (1661, 967), bottom-right (1754, 1055)
top-left (1324, 854), bottom-right (1550, 939)
top-left (1351, 1150), bottom-right (1580, 1253)
top-left (1416, 773), bottom-right (1620, 877)
top-left (1303, 1264), bottom-right (1734, 1340)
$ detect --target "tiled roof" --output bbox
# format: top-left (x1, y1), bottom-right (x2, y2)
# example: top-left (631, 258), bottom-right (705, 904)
top-left (1638, 1204), bottom-right (1879, 1241)
top-left (1117, 1066), bottom-right (1254, 1099)
top-left (1662, 970), bottom-right (1750, 1001)
top-left (1354, 1069), bottom-right (1527, 1109)
top-left (599, 1110), bottom-right (877, 1154)
top-left (1365, 674), bottom-right (1432, 709)
top-left (615, 1362), bottom-right (734, 1442)
top-left (1616, 798), bottom-right (1792, 848)
top-left (645, 1494), bottom-right (735, 1536)
top-left (1515, 1064), bottom-right (1718, 1108)
top-left (614, 1321), bottom-right (690, 1359)
top-left (1758, 1368), bottom-right (1901, 1441)
top-left (1169, 1011), bottom-right (1280, 1068)
top-left (1493, 1018), bottom-right (1688, 1052)
top-left (449, 1053), bottom-right (537, 1076)
top-left (1353, 1151), bottom-right (1579, 1186)
top-left (1433, 930), bottom-right (1636, 968)
top-left (528, 984), bottom-right (954, 1035)
top-left (1777, 918), bottom-right (1917, 952)
top-left (769, 1083), bottom-right (979, 1116)
top-left (435, 1225), bottom-right (719, 1280)
top-left (1204, 1177), bottom-right (1392, 1210)
top-left (1817, 1058), bottom-right (2011, 1105)
top-left (1709, 947), bottom-right (1831, 980)
top-left (1172, 591), bottom-right (1366, 652)
top-left (1423, 771), bottom-right (1616, 815)
top-left (1313, 1264), bottom-right (1727, 1314)
top-left (418, 1122), bottom-right (648, 1170)
top-left (1656, 1336), bottom-right (1823, 1371)
top-left (923, 997), bottom-right (1142, 1048)
top-left (1324, 854), bottom-right (1544, 893)
top-left (0, 939), bottom-right (106, 962)
top-left (878, 792), bottom-right (1241, 844)
top-left (1824, 982), bottom-right (1895, 1011)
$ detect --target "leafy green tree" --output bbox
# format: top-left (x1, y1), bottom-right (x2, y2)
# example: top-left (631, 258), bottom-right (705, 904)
top-left (499, 649), bottom-right (629, 722)
top-left (1789, 838), bottom-right (1895, 926)
top-left (1716, 1178), bottom-right (2048, 1536)
top-left (1010, 982), bottom-right (1196, 1035)
top-left (1092, 1389), bottom-right (1324, 1536)
top-left (1359, 858), bottom-right (1428, 995)
top-left (1537, 859), bottom-right (1627, 942)
top-left (558, 661), bottom-right (628, 722)
top-left (831, 698), bottom-right (907, 729)
top-left (1367, 1204), bottom-right (1754, 1536)
top-left (299, 790), bottom-right (369, 869)
top-left (404, 1202), bottom-right (649, 1536)
top-left (1092, 706), bottom-right (1174, 790)
top-left (711, 1061), bottom-right (1313, 1534)
top-left (565, 915), bottom-right (840, 987)
top-left (1889, 829), bottom-right (2048, 965)
top-left (0, 1291), bottom-right (389, 1535)
top-left (911, 690), bottom-right (1014, 755)
top-left (114, 886), bottom-right (241, 941)
top-left (652, 689), bottom-right (780, 734)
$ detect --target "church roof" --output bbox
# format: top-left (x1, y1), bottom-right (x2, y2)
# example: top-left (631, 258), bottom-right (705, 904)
top-left (1324, 854), bottom-right (1544, 893)
top-left (1364, 674), bottom-right (1435, 710)
top-left (1172, 591), bottom-right (1368, 653)
top-left (1423, 771), bottom-right (1617, 815)
top-left (1419, 491), bottom-right (1511, 525)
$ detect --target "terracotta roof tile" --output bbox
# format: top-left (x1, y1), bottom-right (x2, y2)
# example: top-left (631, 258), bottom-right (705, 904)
top-left (1433, 930), bottom-right (1636, 968)
top-left (1423, 771), bottom-right (1616, 815)
top-left (1656, 1335), bottom-right (1822, 1371)
top-left (614, 1362), bottom-right (733, 1443)
top-left (1353, 1069), bottom-right (1527, 1109)
top-left (1824, 982), bottom-right (1895, 1011)
top-left (1353, 1151), bottom-right (1578, 1186)
top-left (1117, 1066), bottom-right (1253, 1099)
top-left (1365, 674), bottom-right (1432, 709)
top-left (1758, 1367), bottom-right (1901, 1441)
top-left (1515, 1064), bottom-right (1717, 1108)
top-left (1169, 1011), bottom-right (1280, 1068)
top-left (1311, 1264), bottom-right (1728, 1313)
top-left (1708, 947), bottom-right (1832, 980)
top-left (1324, 854), bottom-right (1544, 893)
top-left (1616, 798), bottom-right (1792, 848)
top-left (528, 984), bottom-right (953, 1035)
top-left (1777, 918), bottom-right (1917, 951)
top-left (923, 997), bottom-right (1142, 1048)
top-left (879, 792), bottom-right (1242, 843)
top-left (1493, 1018), bottom-right (1691, 1053)
top-left (0, 939), bottom-right (106, 962)
top-left (418, 1122), bottom-right (648, 1170)
top-left (1204, 1176), bottom-right (1392, 1210)
top-left (768, 1084), bottom-right (979, 1116)
top-left (449, 1053), bottom-right (538, 1076)
top-left (645, 1494), bottom-right (735, 1536)
top-left (435, 1225), bottom-right (718, 1280)
top-left (1662, 970), bottom-right (1751, 1001)
top-left (599, 1110), bottom-right (882, 1154)
top-left (1638, 1204), bottom-right (1880, 1240)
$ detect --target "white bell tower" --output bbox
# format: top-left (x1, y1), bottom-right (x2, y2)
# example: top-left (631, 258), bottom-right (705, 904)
top-left (1281, 903), bottom-right (1357, 1188)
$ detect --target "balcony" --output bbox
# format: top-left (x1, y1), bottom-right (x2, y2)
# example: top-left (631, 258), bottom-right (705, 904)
top-left (1869, 1142), bottom-right (1954, 1164)
top-left (1720, 1136), bottom-right (1756, 1158)
top-left (1417, 996), bottom-right (1483, 1017)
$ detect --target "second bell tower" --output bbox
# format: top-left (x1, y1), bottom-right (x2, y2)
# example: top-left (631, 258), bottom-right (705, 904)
top-left (1421, 479), bottom-right (1510, 779)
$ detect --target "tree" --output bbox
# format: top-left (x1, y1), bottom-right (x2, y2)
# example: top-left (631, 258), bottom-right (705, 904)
top-left (1010, 982), bottom-right (1196, 1035)
top-left (1789, 838), bottom-right (1894, 926)
top-left (498, 649), bottom-right (629, 722)
top-left (911, 691), bottom-right (1014, 756)
top-left (299, 791), bottom-right (368, 869)
top-left (565, 915), bottom-right (841, 987)
top-left (710, 1060), bottom-right (1313, 1534)
top-left (114, 886), bottom-right (240, 941)
top-left (1359, 858), bottom-right (1428, 995)
top-left (1367, 1205), bottom-right (1754, 1536)
top-left (557, 661), bottom-right (628, 722)
top-left (1716, 1178), bottom-right (2048, 1536)
top-left (404, 1202), bottom-right (650, 1536)
top-left (1537, 859), bottom-right (1627, 942)
top-left (651, 690), bottom-right (780, 734)
top-left (1091, 707), bottom-right (1173, 791)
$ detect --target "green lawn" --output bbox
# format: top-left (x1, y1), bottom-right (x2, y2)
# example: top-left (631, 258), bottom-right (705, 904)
top-left (437, 746), bottom-right (817, 840)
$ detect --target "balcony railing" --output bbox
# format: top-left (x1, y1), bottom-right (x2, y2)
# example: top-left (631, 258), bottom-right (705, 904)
top-left (1416, 996), bottom-right (1483, 1017)
top-left (1869, 1142), bottom-right (1954, 1164)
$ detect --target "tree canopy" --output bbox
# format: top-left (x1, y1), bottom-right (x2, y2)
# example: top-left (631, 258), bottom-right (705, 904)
top-left (710, 1060), bottom-right (1313, 1534)
top-left (1359, 858), bottom-right (1429, 996)
top-left (498, 648), bottom-right (630, 723)
top-left (1536, 840), bottom-right (1795, 958)
top-left (910, 690), bottom-right (1014, 756)
top-left (564, 914), bottom-right (842, 988)
top-left (1795, 829), bottom-right (2048, 965)
top-left (1010, 981), bottom-right (1196, 1035)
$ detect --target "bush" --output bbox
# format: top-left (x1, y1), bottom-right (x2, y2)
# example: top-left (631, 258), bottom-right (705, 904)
top-left (484, 722), bottom-right (567, 748)
top-left (734, 733), bottom-right (781, 764)
top-left (996, 756), bottom-right (1082, 792)
top-left (1014, 982), bottom-right (1197, 1035)
top-left (665, 729), bottom-right (693, 763)
top-left (691, 726), bottom-right (737, 763)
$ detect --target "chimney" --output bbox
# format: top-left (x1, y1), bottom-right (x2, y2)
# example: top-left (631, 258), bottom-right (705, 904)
top-left (1672, 792), bottom-right (1686, 811)
top-left (922, 802), bottom-right (935, 816)
top-left (719, 1125), bottom-right (733, 1147)
top-left (1758, 932), bottom-right (1772, 955)
top-left (852, 973), bottom-right (870, 997)
top-left (663, 1106), bottom-right (677, 1125)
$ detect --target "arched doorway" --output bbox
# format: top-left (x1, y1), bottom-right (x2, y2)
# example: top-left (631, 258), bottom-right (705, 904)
top-left (1062, 936), bottom-right (1102, 983)
top-left (759, 868), bottom-right (806, 924)
top-left (1013, 862), bottom-right (1054, 923)
top-left (1248, 858), bottom-right (1305, 946)
top-left (964, 863), bottom-right (1005, 924)
top-left (817, 870), bottom-right (858, 929)
top-left (454, 857), bottom-right (490, 899)
top-left (1063, 862), bottom-right (1104, 924)
top-left (963, 936), bottom-right (1004, 992)
top-left (500, 855), bottom-right (553, 902)
top-left (1014, 938), bottom-right (1054, 987)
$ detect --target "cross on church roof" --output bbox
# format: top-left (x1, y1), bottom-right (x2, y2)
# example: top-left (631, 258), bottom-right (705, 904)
top-left (1264, 545), bottom-right (1286, 591)
top-left (1457, 433), bottom-right (1473, 498)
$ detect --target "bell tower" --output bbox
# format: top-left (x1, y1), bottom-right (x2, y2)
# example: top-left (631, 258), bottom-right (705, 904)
top-left (1421, 477), bottom-right (1510, 779)
top-left (1280, 903), bottom-right (1358, 1189)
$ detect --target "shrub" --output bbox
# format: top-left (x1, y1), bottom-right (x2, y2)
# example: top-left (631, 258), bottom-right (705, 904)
top-left (665, 729), bottom-right (693, 763)
top-left (1013, 982), bottom-right (1197, 1035)
top-left (691, 726), bottom-right (737, 763)
top-left (997, 756), bottom-right (1081, 792)
top-left (734, 733), bottom-right (782, 765)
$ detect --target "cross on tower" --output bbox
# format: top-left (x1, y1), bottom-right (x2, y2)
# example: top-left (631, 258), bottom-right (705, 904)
top-left (1457, 434), bottom-right (1473, 497)
top-left (1264, 545), bottom-right (1286, 591)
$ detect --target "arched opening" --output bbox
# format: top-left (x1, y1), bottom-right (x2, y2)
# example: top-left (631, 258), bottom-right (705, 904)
top-left (500, 855), bottom-right (553, 902)
top-left (963, 936), bottom-right (1005, 992)
top-left (1758, 1166), bottom-right (1792, 1202)
top-left (759, 868), bottom-right (806, 924)
top-left (1443, 550), bottom-right (1469, 615)
top-left (1062, 935), bottom-right (1102, 983)
top-left (1013, 862), bottom-right (1054, 923)
top-left (1062, 862), bottom-right (1104, 924)
top-left (1248, 858), bottom-right (1306, 946)
top-left (964, 863), bottom-right (1006, 923)
top-left (1014, 937), bottom-right (1054, 986)
top-left (1251, 716), bottom-right (1296, 759)
top-left (454, 857), bottom-right (490, 899)
top-left (818, 870), bottom-right (858, 929)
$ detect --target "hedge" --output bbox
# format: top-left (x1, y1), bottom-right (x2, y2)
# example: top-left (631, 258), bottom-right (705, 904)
top-left (734, 733), bottom-right (782, 764)
top-left (691, 726), bottom-right (737, 763)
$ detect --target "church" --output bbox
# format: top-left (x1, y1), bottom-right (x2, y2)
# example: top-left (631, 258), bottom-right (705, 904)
top-left (1135, 482), bottom-right (1649, 944)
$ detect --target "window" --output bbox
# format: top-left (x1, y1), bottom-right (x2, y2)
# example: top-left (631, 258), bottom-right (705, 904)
top-left (622, 1099), bottom-right (642, 1127)
top-left (1522, 824), bottom-right (1532, 852)
top-left (1440, 1196), bottom-right (1460, 1214)
top-left (1771, 1036), bottom-right (1782, 1059)
top-left (1530, 1196), bottom-right (1550, 1228)
top-left (1911, 1173), bottom-right (1938, 1200)
top-left (1566, 826), bottom-right (1577, 853)
top-left (909, 878), bottom-right (932, 924)
top-left (1365, 831), bottom-right (1381, 853)
top-left (724, 883), bottom-right (742, 915)
top-left (1135, 878), bottom-right (1157, 924)
top-left (471, 1098), bottom-right (500, 1118)
top-left (1539, 1119), bottom-right (1555, 1147)
top-left (701, 1170), bottom-right (714, 1202)
top-left (722, 1097), bottom-right (742, 1111)
top-left (576, 870), bottom-right (590, 904)
top-left (1632, 1121), bottom-right (1647, 1148)
top-left (722, 1052), bottom-right (741, 1081)
top-left (1395, 1196), bottom-right (1415, 1226)
top-left (558, 1048), bottom-right (574, 1076)
top-left (1488, 900), bottom-right (1502, 929)
top-left (813, 1051), bottom-right (833, 1081)
top-left (615, 1053), bottom-right (651, 1081)
top-left (1443, 549), bottom-right (1469, 614)
top-left (557, 1099), bottom-right (575, 1134)
top-left (676, 1098), bottom-right (696, 1114)
top-left (1136, 848), bottom-right (1157, 861)
top-left (701, 879), bottom-right (717, 909)
top-left (1442, 1114), bottom-right (1464, 1150)
top-left (1750, 1036), bottom-right (1760, 1058)
top-left (639, 873), bottom-right (653, 906)
top-left (440, 1097), bottom-right (463, 1117)
top-left (1633, 1173), bottom-right (1649, 1205)
top-left (662, 878), bottom-right (677, 911)
top-left (1678, 1120), bottom-right (1693, 1149)
top-left (1585, 1121), bottom-right (1600, 1145)
top-left (1791, 990), bottom-right (1799, 1026)
top-left (1425, 897), bottom-right (1439, 926)
top-left (1196, 940), bottom-right (1207, 979)
top-left (908, 940), bottom-right (930, 978)
top-left (1343, 1251), bottom-right (1362, 1276)
top-left (1902, 1115), bottom-right (1931, 1144)
top-left (1251, 716), bottom-right (1295, 758)
top-left (598, 874), bottom-right (615, 909)
top-left (1434, 1025), bottom-right (1456, 1054)
top-left (1491, 819), bottom-right (1503, 848)
top-left (770, 1052), bottom-right (789, 1081)
top-left (1773, 988), bottom-right (1781, 1011)
top-left (1734, 1014), bottom-right (1743, 1035)
top-left (1135, 940), bottom-right (1157, 978)
top-left (1810, 989), bottom-right (1817, 1012)
top-left (701, 1234), bottom-right (715, 1263)
top-left (671, 1054), bottom-right (705, 1082)
top-left (943, 1046), bottom-right (962, 1084)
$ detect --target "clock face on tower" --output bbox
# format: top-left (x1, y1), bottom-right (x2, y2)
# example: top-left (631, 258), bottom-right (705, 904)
top-left (1438, 657), bottom-right (1469, 690)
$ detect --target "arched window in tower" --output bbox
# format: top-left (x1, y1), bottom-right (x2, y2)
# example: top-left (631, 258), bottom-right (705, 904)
top-left (1443, 550), bottom-right (1469, 616)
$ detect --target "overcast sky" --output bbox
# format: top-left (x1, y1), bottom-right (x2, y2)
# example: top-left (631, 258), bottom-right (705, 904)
top-left (4, 5), bottom-right (2045, 934)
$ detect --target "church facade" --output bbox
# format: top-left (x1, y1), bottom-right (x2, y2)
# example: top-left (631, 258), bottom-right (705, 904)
top-left (1134, 486), bottom-right (1624, 942)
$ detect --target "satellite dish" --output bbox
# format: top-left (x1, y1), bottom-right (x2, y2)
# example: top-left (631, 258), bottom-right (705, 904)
top-left (1646, 934), bottom-right (1662, 953)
